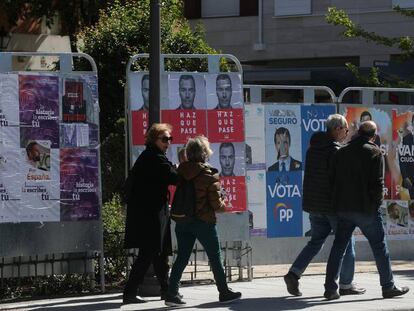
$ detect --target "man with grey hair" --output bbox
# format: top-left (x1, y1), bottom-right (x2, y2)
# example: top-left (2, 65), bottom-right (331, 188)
top-left (324, 121), bottom-right (409, 300)
top-left (284, 114), bottom-right (365, 297)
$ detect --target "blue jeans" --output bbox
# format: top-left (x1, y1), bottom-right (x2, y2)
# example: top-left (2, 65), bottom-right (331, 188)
top-left (168, 219), bottom-right (228, 295)
top-left (325, 211), bottom-right (394, 292)
top-left (289, 212), bottom-right (355, 287)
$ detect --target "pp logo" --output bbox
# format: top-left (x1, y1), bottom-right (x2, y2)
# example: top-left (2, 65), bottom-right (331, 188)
top-left (273, 203), bottom-right (293, 222)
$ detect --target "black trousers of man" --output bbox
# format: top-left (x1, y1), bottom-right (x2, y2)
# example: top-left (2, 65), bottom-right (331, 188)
top-left (123, 247), bottom-right (169, 298)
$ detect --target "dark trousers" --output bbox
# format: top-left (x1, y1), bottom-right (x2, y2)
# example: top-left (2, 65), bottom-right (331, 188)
top-left (168, 219), bottom-right (228, 296)
top-left (124, 247), bottom-right (169, 297)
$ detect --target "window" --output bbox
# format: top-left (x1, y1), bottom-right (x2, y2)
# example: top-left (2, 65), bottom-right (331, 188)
top-left (202, 0), bottom-right (239, 17)
top-left (274, 0), bottom-right (311, 16)
top-left (392, 0), bottom-right (414, 8)
top-left (183, 0), bottom-right (258, 19)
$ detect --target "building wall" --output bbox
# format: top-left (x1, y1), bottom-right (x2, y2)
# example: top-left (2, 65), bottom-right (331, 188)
top-left (189, 0), bottom-right (414, 67)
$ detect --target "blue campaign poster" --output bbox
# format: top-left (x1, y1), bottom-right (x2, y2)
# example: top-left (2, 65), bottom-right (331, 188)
top-left (266, 170), bottom-right (303, 238)
top-left (300, 105), bottom-right (336, 167)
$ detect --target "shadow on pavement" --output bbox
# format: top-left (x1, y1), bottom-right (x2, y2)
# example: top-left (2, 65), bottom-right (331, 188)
top-left (147, 296), bottom-right (384, 311)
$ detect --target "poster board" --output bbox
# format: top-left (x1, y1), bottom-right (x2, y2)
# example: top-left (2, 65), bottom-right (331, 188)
top-left (0, 53), bottom-right (103, 257)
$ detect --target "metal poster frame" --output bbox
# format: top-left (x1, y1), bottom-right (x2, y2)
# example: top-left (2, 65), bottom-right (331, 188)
top-left (0, 52), bottom-right (105, 292)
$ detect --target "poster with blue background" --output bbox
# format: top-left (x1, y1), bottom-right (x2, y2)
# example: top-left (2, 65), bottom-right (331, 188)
top-left (300, 104), bottom-right (336, 234)
top-left (301, 105), bottom-right (336, 167)
top-left (265, 104), bottom-right (303, 237)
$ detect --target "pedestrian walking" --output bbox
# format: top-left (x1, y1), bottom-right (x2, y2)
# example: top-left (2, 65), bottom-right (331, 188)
top-left (165, 135), bottom-right (242, 306)
top-left (284, 114), bottom-right (365, 296)
top-left (324, 121), bottom-right (409, 300)
top-left (122, 123), bottom-right (178, 304)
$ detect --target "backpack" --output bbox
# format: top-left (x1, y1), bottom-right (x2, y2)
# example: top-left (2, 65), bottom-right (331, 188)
top-left (170, 175), bottom-right (198, 223)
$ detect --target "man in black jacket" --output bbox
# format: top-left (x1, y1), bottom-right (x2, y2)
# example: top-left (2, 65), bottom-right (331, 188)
top-left (324, 121), bottom-right (409, 300)
top-left (284, 114), bottom-right (365, 297)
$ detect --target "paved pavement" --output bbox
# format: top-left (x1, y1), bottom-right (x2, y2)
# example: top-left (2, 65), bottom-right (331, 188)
top-left (1, 266), bottom-right (414, 311)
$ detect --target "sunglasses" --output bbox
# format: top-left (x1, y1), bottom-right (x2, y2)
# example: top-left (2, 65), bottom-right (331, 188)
top-left (158, 136), bottom-right (173, 143)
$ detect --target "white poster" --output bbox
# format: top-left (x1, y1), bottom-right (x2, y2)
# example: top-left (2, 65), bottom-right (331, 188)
top-left (245, 104), bottom-right (266, 169)
top-left (0, 74), bottom-right (20, 148)
top-left (19, 142), bottom-right (60, 222)
top-left (247, 169), bottom-right (267, 236)
top-left (386, 200), bottom-right (409, 240)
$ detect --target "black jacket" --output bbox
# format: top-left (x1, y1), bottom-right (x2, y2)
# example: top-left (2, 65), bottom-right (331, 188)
top-left (302, 132), bottom-right (340, 214)
top-left (333, 135), bottom-right (384, 214)
top-left (123, 145), bottom-right (178, 253)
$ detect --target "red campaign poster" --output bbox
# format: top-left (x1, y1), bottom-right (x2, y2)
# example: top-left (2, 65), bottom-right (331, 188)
top-left (131, 110), bottom-right (149, 145)
top-left (220, 176), bottom-right (247, 212)
top-left (161, 110), bottom-right (207, 144)
top-left (207, 108), bottom-right (244, 142)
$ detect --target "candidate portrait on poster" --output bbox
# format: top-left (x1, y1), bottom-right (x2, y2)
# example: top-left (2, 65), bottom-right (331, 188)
top-left (265, 105), bottom-right (302, 172)
top-left (205, 73), bottom-right (242, 109)
top-left (129, 72), bottom-right (150, 111)
top-left (0, 74), bottom-right (19, 128)
top-left (268, 127), bottom-right (302, 172)
top-left (209, 142), bottom-right (245, 177)
top-left (398, 113), bottom-right (414, 199)
top-left (167, 73), bottom-right (206, 110)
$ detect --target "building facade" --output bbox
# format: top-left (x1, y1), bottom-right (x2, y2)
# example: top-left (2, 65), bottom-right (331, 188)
top-left (184, 0), bottom-right (414, 95)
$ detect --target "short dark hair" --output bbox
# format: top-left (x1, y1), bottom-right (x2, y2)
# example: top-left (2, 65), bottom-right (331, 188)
top-left (141, 74), bottom-right (149, 86)
top-left (179, 74), bottom-right (195, 85)
top-left (216, 73), bottom-right (232, 86)
top-left (274, 127), bottom-right (291, 145)
top-left (26, 141), bottom-right (38, 156)
top-left (360, 111), bottom-right (372, 121)
top-left (219, 142), bottom-right (235, 154)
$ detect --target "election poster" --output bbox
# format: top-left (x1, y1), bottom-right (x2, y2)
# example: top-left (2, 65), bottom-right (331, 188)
top-left (0, 72), bottom-right (101, 224)
top-left (0, 74), bottom-right (19, 128)
top-left (62, 79), bottom-right (86, 122)
top-left (300, 105), bottom-right (336, 167)
top-left (246, 170), bottom-right (267, 236)
top-left (393, 109), bottom-right (414, 200)
top-left (265, 104), bottom-right (303, 237)
top-left (245, 104), bottom-right (266, 170)
top-left (129, 72), bottom-right (150, 111)
top-left (0, 74), bottom-right (20, 147)
top-left (163, 74), bottom-right (208, 144)
top-left (342, 106), bottom-right (394, 199)
top-left (167, 73), bottom-right (206, 110)
top-left (386, 200), bottom-right (409, 240)
top-left (205, 73), bottom-right (243, 110)
top-left (161, 109), bottom-right (207, 144)
top-left (0, 139), bottom-right (60, 223)
top-left (0, 146), bottom-right (22, 223)
top-left (131, 110), bottom-right (149, 146)
top-left (207, 108), bottom-right (244, 142)
top-left (60, 148), bottom-right (100, 221)
top-left (300, 104), bottom-right (336, 234)
top-left (19, 74), bottom-right (60, 148)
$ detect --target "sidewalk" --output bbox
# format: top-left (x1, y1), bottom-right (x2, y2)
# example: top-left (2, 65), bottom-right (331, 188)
top-left (1, 261), bottom-right (413, 311)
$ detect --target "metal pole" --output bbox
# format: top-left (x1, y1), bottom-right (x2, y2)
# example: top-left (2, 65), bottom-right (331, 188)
top-left (149, 0), bottom-right (161, 125)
